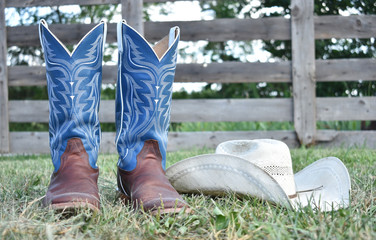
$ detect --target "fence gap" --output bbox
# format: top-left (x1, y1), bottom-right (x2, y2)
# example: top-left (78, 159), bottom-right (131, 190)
top-left (0, 0), bottom-right (9, 153)
top-left (121, 0), bottom-right (144, 36)
top-left (291, 0), bottom-right (317, 146)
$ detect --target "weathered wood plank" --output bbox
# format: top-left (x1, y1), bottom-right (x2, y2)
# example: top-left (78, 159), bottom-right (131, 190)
top-left (6, 15), bottom-right (376, 47)
top-left (315, 15), bottom-right (376, 39)
top-left (5, 0), bottom-right (185, 8)
top-left (316, 58), bottom-right (376, 82)
top-left (167, 130), bottom-right (300, 150)
top-left (8, 62), bottom-right (292, 86)
top-left (171, 99), bottom-right (293, 122)
top-left (8, 66), bottom-right (46, 86)
top-left (100, 132), bottom-right (117, 154)
top-left (9, 130), bottom-right (376, 154)
top-left (8, 100), bottom-right (49, 122)
top-left (175, 62), bottom-right (291, 83)
top-left (0, 0), bottom-right (9, 153)
top-left (317, 97), bottom-right (376, 121)
top-left (98, 100), bottom-right (114, 123)
top-left (9, 132), bottom-right (49, 154)
top-left (9, 130), bottom-right (300, 154)
top-left (7, 18), bottom-right (290, 46)
top-left (121, 0), bottom-right (144, 35)
top-left (8, 58), bottom-right (376, 87)
top-left (5, 0), bottom-right (119, 7)
top-left (9, 99), bottom-right (294, 123)
top-left (316, 130), bottom-right (376, 148)
top-left (8, 97), bottom-right (376, 123)
top-left (145, 17), bottom-right (290, 42)
top-left (291, 0), bottom-right (316, 146)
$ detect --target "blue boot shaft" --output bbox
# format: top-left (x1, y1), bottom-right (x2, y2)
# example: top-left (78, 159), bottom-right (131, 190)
top-left (116, 20), bottom-right (180, 171)
top-left (39, 20), bottom-right (106, 171)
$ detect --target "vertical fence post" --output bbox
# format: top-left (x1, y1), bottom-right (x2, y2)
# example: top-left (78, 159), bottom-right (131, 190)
top-left (291, 0), bottom-right (316, 146)
top-left (0, 0), bottom-right (9, 153)
top-left (121, 0), bottom-right (144, 36)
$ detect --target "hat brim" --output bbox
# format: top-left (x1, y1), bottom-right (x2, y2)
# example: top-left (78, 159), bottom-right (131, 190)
top-left (167, 154), bottom-right (351, 211)
top-left (166, 153), bottom-right (292, 208)
top-left (292, 156), bottom-right (351, 211)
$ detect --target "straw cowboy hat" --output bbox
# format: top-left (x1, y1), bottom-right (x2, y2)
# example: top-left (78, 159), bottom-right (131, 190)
top-left (166, 139), bottom-right (351, 211)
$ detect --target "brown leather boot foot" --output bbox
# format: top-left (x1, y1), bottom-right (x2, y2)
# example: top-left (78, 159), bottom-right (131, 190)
top-left (117, 140), bottom-right (190, 215)
top-left (43, 138), bottom-right (100, 212)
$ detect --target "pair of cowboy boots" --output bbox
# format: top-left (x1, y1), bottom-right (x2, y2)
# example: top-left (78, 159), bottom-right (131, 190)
top-left (39, 20), bottom-right (188, 214)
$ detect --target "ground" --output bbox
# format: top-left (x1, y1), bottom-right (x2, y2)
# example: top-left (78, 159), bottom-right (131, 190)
top-left (0, 147), bottom-right (375, 239)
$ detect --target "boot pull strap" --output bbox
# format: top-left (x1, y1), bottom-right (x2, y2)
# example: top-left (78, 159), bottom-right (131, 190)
top-left (168, 27), bottom-right (179, 48)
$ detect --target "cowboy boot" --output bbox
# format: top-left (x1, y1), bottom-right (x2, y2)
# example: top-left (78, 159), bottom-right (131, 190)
top-left (116, 20), bottom-right (188, 214)
top-left (39, 20), bottom-right (106, 211)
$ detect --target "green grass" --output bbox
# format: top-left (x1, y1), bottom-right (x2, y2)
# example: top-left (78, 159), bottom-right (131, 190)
top-left (0, 147), bottom-right (375, 239)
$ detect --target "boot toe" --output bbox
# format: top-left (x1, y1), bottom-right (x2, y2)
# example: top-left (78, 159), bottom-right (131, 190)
top-left (44, 139), bottom-right (101, 212)
top-left (137, 196), bottom-right (190, 214)
top-left (44, 192), bottom-right (100, 211)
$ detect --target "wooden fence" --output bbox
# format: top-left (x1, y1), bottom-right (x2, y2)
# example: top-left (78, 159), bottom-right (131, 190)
top-left (1, 0), bottom-right (376, 154)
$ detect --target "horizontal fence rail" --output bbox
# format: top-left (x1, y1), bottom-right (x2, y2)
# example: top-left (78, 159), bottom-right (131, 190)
top-left (5, 0), bottom-right (185, 8)
top-left (6, 15), bottom-right (376, 46)
top-left (8, 97), bottom-right (376, 123)
top-left (8, 130), bottom-right (376, 154)
top-left (8, 58), bottom-right (376, 86)
top-left (8, 131), bottom-right (301, 153)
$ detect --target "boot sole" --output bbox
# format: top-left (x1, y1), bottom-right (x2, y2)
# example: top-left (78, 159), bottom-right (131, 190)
top-left (49, 202), bottom-right (100, 213)
top-left (117, 190), bottom-right (191, 215)
top-left (43, 194), bottom-right (100, 213)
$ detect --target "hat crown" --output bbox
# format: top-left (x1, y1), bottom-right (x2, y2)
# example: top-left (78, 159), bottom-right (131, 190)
top-left (216, 139), bottom-right (296, 197)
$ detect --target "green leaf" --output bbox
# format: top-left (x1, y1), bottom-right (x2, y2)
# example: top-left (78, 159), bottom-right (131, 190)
top-left (213, 206), bottom-right (225, 216)
top-left (215, 215), bottom-right (229, 231)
